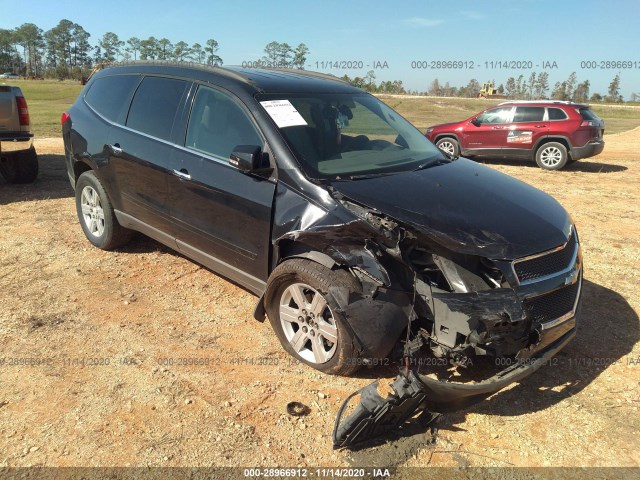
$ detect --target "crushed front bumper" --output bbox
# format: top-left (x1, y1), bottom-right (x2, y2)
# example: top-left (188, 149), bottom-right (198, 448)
top-left (333, 325), bottom-right (576, 448)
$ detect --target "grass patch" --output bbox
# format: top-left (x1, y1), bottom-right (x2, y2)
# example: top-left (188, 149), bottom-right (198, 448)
top-left (6, 79), bottom-right (83, 137)
top-left (4, 79), bottom-right (640, 138)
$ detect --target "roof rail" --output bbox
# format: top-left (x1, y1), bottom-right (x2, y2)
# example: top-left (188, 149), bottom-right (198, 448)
top-left (96, 60), bottom-right (253, 85)
top-left (498, 100), bottom-right (585, 106)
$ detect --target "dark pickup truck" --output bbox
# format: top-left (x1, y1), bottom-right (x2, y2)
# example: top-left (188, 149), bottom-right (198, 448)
top-left (0, 85), bottom-right (38, 183)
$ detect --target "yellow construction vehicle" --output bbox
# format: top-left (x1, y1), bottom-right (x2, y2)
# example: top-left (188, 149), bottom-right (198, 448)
top-left (478, 81), bottom-right (508, 99)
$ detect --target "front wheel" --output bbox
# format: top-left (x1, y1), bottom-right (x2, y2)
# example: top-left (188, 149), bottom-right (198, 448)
top-left (75, 171), bottom-right (132, 250)
top-left (435, 137), bottom-right (460, 158)
top-left (264, 259), bottom-right (363, 375)
top-left (535, 142), bottom-right (568, 170)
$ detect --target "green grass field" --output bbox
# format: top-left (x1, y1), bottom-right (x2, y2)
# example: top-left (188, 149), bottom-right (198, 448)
top-left (5, 79), bottom-right (640, 138)
top-left (7, 80), bottom-right (83, 137)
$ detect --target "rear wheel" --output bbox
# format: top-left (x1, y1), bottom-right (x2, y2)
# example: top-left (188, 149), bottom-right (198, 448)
top-left (535, 142), bottom-right (568, 170)
top-left (264, 258), bottom-right (363, 375)
top-left (0, 147), bottom-right (38, 184)
top-left (75, 171), bottom-right (132, 250)
top-left (435, 137), bottom-right (460, 158)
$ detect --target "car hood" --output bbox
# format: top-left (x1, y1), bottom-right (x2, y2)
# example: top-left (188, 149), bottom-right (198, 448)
top-left (329, 159), bottom-right (572, 260)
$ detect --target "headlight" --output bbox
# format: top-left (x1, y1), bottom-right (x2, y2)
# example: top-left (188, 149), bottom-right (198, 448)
top-left (425, 127), bottom-right (434, 134)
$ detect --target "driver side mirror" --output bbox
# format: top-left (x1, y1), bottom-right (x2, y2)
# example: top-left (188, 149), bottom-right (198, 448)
top-left (229, 145), bottom-right (272, 174)
top-left (471, 117), bottom-right (481, 126)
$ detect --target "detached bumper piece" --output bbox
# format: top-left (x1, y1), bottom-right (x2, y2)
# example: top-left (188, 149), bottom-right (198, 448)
top-left (333, 328), bottom-right (576, 449)
top-left (332, 371), bottom-right (433, 449)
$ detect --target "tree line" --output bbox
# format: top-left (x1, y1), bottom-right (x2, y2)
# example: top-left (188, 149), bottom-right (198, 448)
top-left (1, 19), bottom-right (634, 102)
top-left (0, 19), bottom-right (225, 80)
top-left (425, 72), bottom-right (626, 103)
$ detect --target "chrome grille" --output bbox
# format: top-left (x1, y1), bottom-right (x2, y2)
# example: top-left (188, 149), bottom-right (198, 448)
top-left (524, 281), bottom-right (580, 324)
top-left (514, 231), bottom-right (577, 283)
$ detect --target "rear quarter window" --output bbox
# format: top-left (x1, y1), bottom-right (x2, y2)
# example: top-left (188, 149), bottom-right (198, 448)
top-left (84, 75), bottom-right (140, 123)
top-left (126, 76), bottom-right (189, 141)
top-left (548, 108), bottom-right (568, 120)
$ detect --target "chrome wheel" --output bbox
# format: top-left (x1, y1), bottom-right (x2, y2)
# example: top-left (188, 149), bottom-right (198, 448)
top-left (539, 146), bottom-right (563, 168)
top-left (80, 185), bottom-right (105, 238)
top-left (437, 140), bottom-right (456, 156)
top-left (279, 283), bottom-right (338, 364)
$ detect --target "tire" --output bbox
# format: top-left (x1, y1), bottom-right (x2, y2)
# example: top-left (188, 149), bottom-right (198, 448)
top-left (535, 142), bottom-right (568, 170)
top-left (264, 258), bottom-right (363, 376)
top-left (0, 147), bottom-right (39, 184)
top-left (435, 137), bottom-right (460, 158)
top-left (75, 171), bottom-right (132, 250)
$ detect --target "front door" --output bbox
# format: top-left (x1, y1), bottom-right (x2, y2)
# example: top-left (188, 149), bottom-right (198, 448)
top-left (168, 85), bottom-right (276, 293)
top-left (463, 106), bottom-right (513, 152)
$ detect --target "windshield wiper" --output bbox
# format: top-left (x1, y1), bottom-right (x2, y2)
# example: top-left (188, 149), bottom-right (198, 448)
top-left (343, 171), bottom-right (401, 181)
top-left (412, 156), bottom-right (453, 172)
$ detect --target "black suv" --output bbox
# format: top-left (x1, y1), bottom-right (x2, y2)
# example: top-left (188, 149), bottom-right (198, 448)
top-left (63, 63), bottom-right (581, 405)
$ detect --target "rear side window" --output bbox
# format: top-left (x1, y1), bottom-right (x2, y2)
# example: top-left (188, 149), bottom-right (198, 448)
top-left (548, 108), bottom-right (568, 120)
top-left (126, 76), bottom-right (189, 141)
top-left (513, 107), bottom-right (544, 122)
top-left (84, 75), bottom-right (139, 122)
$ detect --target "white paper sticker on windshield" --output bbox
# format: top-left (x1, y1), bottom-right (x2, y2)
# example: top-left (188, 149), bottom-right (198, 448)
top-left (260, 100), bottom-right (308, 128)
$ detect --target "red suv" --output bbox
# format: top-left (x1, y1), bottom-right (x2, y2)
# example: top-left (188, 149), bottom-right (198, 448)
top-left (425, 101), bottom-right (604, 170)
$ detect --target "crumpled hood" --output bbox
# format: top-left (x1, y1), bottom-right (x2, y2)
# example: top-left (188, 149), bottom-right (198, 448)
top-left (329, 159), bottom-right (572, 260)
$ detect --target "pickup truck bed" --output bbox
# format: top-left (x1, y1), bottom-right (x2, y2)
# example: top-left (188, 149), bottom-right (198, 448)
top-left (0, 85), bottom-right (38, 183)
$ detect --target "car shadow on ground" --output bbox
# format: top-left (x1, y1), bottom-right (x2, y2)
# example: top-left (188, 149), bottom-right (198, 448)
top-left (475, 156), bottom-right (628, 173)
top-left (0, 154), bottom-right (74, 205)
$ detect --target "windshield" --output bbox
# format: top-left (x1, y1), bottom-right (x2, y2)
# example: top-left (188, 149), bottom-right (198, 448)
top-left (257, 93), bottom-right (445, 180)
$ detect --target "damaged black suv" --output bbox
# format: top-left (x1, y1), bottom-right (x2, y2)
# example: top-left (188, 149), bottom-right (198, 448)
top-left (63, 63), bottom-right (581, 408)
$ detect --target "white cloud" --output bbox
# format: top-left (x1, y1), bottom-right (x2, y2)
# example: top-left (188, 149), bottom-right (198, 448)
top-left (405, 17), bottom-right (445, 28)
top-left (460, 10), bottom-right (486, 20)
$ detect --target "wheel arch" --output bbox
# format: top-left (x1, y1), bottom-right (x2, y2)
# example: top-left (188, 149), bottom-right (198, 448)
top-left (534, 136), bottom-right (572, 159)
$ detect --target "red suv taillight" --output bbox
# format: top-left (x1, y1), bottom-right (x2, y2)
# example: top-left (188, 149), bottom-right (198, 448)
top-left (61, 112), bottom-right (70, 125)
top-left (16, 96), bottom-right (30, 126)
top-left (580, 120), bottom-right (597, 127)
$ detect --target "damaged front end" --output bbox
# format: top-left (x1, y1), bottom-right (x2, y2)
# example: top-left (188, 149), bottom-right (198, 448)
top-left (327, 196), bottom-right (583, 447)
top-left (258, 178), bottom-right (582, 448)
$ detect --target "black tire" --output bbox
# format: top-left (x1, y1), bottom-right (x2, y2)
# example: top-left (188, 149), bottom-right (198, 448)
top-left (264, 258), bottom-right (363, 376)
top-left (0, 147), bottom-right (39, 184)
top-left (535, 142), bottom-right (568, 170)
top-left (435, 137), bottom-right (460, 158)
top-left (75, 171), bottom-right (132, 250)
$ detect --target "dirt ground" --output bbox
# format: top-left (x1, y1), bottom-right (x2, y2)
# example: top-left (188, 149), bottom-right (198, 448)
top-left (0, 131), bottom-right (639, 471)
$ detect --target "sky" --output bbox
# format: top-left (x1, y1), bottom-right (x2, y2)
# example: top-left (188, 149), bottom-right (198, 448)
top-left (2, 0), bottom-right (639, 98)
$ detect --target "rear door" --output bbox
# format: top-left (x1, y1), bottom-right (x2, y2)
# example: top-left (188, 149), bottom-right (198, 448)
top-left (463, 106), bottom-right (513, 151)
top-left (504, 106), bottom-right (547, 152)
top-left (167, 84), bottom-right (276, 292)
top-left (106, 75), bottom-right (190, 234)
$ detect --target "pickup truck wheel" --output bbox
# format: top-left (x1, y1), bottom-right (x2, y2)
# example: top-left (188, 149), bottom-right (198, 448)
top-left (75, 171), bottom-right (132, 250)
top-left (0, 147), bottom-right (38, 184)
top-left (535, 142), bottom-right (568, 170)
top-left (264, 259), bottom-right (363, 376)
top-left (435, 138), bottom-right (460, 158)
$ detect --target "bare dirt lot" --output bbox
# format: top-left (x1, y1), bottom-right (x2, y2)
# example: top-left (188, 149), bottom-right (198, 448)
top-left (0, 132), bottom-right (639, 471)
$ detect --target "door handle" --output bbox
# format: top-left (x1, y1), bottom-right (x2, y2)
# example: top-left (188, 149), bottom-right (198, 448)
top-left (492, 126), bottom-right (504, 130)
top-left (535, 125), bottom-right (547, 128)
top-left (173, 168), bottom-right (191, 180)
top-left (108, 143), bottom-right (122, 155)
